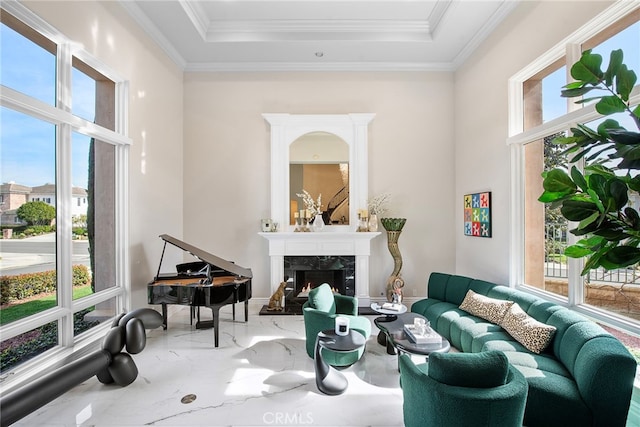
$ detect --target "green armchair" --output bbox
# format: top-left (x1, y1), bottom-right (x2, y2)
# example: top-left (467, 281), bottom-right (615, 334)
top-left (399, 351), bottom-right (528, 427)
top-left (302, 283), bottom-right (372, 367)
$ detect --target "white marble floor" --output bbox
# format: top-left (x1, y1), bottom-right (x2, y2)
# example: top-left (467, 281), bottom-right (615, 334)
top-left (15, 304), bottom-right (409, 427)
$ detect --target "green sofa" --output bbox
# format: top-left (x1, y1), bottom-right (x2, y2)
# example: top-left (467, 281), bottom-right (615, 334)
top-left (302, 283), bottom-right (372, 367)
top-left (411, 272), bottom-right (637, 427)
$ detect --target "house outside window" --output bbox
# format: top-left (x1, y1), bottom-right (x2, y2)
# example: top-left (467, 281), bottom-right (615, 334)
top-left (0, 3), bottom-right (131, 383)
top-left (509, 3), bottom-right (640, 341)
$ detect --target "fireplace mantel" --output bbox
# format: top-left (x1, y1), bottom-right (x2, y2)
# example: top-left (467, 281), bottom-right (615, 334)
top-left (259, 232), bottom-right (381, 306)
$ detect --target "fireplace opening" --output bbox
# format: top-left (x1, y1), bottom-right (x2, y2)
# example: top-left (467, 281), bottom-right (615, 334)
top-left (284, 256), bottom-right (355, 309)
top-left (296, 270), bottom-right (346, 296)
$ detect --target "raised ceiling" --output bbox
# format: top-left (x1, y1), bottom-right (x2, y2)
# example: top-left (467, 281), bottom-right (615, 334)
top-left (121, 0), bottom-right (520, 72)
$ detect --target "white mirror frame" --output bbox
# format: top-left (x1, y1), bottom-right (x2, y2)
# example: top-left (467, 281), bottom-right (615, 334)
top-left (263, 113), bottom-right (375, 231)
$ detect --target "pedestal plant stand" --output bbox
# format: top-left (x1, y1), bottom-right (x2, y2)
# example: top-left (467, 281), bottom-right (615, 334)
top-left (381, 218), bottom-right (407, 302)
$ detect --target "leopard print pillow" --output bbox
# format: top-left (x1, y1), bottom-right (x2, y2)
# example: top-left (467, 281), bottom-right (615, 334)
top-left (459, 290), bottom-right (514, 325)
top-left (501, 303), bottom-right (556, 354)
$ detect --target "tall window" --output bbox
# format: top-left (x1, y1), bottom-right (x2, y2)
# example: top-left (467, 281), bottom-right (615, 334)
top-left (0, 5), bottom-right (130, 378)
top-left (509, 4), bottom-right (640, 336)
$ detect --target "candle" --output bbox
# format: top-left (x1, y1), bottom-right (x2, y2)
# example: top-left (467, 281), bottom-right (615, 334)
top-left (305, 209), bottom-right (310, 218)
top-left (294, 212), bottom-right (299, 218)
top-left (300, 210), bottom-right (305, 218)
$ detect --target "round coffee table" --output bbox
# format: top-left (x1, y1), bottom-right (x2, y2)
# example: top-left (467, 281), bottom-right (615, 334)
top-left (375, 312), bottom-right (450, 369)
top-left (314, 329), bottom-right (366, 395)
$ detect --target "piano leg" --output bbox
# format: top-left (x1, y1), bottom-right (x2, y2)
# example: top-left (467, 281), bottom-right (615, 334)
top-left (244, 299), bottom-right (249, 322)
top-left (195, 307), bottom-right (221, 347)
top-left (213, 307), bottom-right (220, 347)
top-left (161, 304), bottom-right (168, 330)
top-left (232, 303), bottom-right (236, 321)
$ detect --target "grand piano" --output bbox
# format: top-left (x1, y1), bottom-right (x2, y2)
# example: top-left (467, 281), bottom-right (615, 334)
top-left (147, 234), bottom-right (253, 347)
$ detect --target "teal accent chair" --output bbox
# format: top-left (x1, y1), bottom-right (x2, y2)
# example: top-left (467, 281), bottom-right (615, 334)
top-left (302, 283), bottom-right (371, 367)
top-left (399, 351), bottom-right (528, 427)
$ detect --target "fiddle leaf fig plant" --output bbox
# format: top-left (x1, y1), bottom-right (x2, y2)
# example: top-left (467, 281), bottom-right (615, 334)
top-left (539, 49), bottom-right (640, 275)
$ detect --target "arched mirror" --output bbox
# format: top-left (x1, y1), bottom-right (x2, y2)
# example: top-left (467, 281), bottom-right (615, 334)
top-left (263, 113), bottom-right (375, 232)
top-left (290, 132), bottom-right (349, 225)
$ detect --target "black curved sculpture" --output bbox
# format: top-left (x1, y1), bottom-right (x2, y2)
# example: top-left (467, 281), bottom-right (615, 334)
top-left (0, 308), bottom-right (163, 426)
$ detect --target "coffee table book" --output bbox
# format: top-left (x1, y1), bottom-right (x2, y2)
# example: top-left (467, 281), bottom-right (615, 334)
top-left (404, 324), bottom-right (442, 345)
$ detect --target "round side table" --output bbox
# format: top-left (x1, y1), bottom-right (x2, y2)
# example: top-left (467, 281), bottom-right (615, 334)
top-left (314, 329), bottom-right (366, 395)
top-left (371, 303), bottom-right (407, 354)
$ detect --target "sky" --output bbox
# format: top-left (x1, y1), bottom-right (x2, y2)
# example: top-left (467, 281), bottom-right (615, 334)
top-left (1, 22), bottom-right (95, 189)
top-left (542, 21), bottom-right (640, 126)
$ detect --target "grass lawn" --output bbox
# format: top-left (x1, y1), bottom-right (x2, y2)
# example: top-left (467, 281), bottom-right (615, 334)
top-left (0, 285), bottom-right (94, 326)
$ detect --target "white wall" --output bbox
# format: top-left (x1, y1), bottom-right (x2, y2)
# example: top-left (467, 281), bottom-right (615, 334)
top-left (453, 1), bottom-right (613, 285)
top-left (183, 72), bottom-right (457, 300)
top-left (23, 1), bottom-right (185, 308)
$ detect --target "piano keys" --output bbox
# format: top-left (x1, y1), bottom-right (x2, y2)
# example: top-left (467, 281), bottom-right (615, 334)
top-left (147, 234), bottom-right (253, 347)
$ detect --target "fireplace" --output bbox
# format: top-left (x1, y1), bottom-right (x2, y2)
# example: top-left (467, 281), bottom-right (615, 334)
top-left (284, 256), bottom-right (355, 307)
top-left (259, 231), bottom-right (381, 308)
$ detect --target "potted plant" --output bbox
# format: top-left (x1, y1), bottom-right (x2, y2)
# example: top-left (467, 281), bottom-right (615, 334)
top-left (539, 49), bottom-right (639, 274)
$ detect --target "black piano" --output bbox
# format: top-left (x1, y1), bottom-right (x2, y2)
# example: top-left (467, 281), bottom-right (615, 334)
top-left (147, 234), bottom-right (252, 347)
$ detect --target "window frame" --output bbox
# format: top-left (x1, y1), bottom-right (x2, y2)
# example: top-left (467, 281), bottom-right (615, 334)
top-left (0, 2), bottom-right (131, 389)
top-left (507, 2), bottom-right (640, 336)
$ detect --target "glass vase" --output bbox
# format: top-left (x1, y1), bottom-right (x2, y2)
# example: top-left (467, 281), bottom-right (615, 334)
top-left (368, 214), bottom-right (378, 232)
top-left (313, 214), bottom-right (325, 231)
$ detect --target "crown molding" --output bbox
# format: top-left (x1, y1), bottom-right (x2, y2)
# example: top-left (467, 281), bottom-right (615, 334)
top-left (452, 0), bottom-right (520, 69)
top-left (185, 61), bottom-right (454, 73)
top-left (118, 0), bottom-right (187, 70)
top-left (203, 19), bottom-right (431, 42)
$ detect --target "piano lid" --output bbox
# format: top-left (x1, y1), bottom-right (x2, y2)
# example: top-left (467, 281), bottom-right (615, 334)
top-left (159, 234), bottom-right (253, 279)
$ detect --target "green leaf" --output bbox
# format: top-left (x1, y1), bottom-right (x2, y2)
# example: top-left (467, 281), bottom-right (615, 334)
top-left (604, 49), bottom-right (623, 86)
top-left (609, 130), bottom-right (640, 145)
top-left (553, 135), bottom-right (586, 146)
top-left (563, 81), bottom-right (585, 90)
top-left (582, 244), bottom-right (612, 273)
top-left (575, 123), bottom-right (602, 140)
top-left (561, 200), bottom-right (599, 221)
top-left (602, 245), bottom-right (640, 268)
top-left (607, 178), bottom-right (629, 210)
top-left (594, 226), bottom-right (627, 241)
top-left (542, 169), bottom-right (577, 193)
top-left (585, 188), bottom-right (604, 211)
top-left (571, 50), bottom-right (603, 84)
top-left (577, 211), bottom-right (600, 230)
top-left (615, 65), bottom-right (637, 101)
top-left (565, 245), bottom-right (594, 258)
top-left (624, 207), bottom-right (640, 230)
top-left (628, 175), bottom-right (640, 192)
top-left (561, 86), bottom-right (596, 98)
top-left (617, 157), bottom-right (640, 170)
top-left (570, 166), bottom-right (588, 193)
top-left (539, 191), bottom-right (572, 203)
top-left (633, 104), bottom-right (640, 120)
top-left (596, 119), bottom-right (622, 135)
top-left (587, 174), bottom-right (608, 204)
top-left (596, 96), bottom-right (627, 115)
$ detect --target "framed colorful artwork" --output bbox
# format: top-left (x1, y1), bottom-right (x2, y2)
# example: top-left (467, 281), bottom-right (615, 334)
top-left (464, 192), bottom-right (491, 238)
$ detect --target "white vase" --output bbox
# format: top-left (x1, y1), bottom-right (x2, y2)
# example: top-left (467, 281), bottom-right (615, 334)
top-left (368, 214), bottom-right (378, 232)
top-left (313, 214), bottom-right (325, 231)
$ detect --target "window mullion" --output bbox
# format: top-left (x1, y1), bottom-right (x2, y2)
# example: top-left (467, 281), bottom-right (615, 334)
top-left (565, 42), bottom-right (585, 307)
top-left (56, 43), bottom-right (73, 347)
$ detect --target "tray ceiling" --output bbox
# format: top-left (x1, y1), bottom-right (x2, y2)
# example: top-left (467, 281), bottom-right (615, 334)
top-left (120, 0), bottom-right (520, 72)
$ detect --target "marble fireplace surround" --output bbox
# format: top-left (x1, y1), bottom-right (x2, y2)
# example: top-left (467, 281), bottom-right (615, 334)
top-left (260, 232), bottom-right (380, 307)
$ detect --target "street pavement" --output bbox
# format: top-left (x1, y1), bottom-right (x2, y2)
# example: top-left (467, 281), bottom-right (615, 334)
top-left (0, 233), bottom-right (90, 275)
